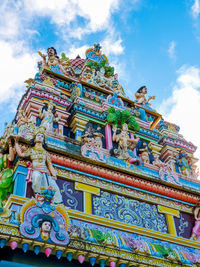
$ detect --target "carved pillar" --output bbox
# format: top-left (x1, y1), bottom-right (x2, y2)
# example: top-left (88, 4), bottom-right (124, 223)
top-left (105, 124), bottom-right (113, 150)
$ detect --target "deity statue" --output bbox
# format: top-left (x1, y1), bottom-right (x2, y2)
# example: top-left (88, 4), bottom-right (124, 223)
top-left (38, 47), bottom-right (67, 75)
top-left (137, 142), bottom-right (150, 164)
top-left (81, 124), bottom-right (105, 162)
top-left (94, 68), bottom-right (111, 88)
top-left (191, 201), bottom-right (200, 241)
top-left (175, 150), bottom-right (191, 176)
top-left (111, 74), bottom-right (125, 97)
top-left (15, 127), bottom-right (63, 204)
top-left (153, 154), bottom-right (171, 170)
top-left (112, 123), bottom-right (140, 164)
top-left (0, 138), bottom-right (15, 211)
top-left (134, 86), bottom-right (155, 106)
top-left (38, 101), bottom-right (59, 132)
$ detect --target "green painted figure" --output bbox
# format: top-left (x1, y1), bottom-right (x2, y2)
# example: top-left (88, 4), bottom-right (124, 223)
top-left (0, 139), bottom-right (14, 211)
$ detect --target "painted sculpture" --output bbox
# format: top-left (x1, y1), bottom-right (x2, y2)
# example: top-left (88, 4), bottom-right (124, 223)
top-left (39, 47), bottom-right (69, 76)
top-left (0, 138), bottom-right (14, 211)
top-left (0, 44), bottom-right (200, 266)
top-left (81, 124), bottom-right (105, 162)
top-left (191, 201), bottom-right (200, 241)
top-left (15, 127), bottom-right (63, 204)
top-left (112, 123), bottom-right (140, 164)
top-left (20, 186), bottom-right (69, 245)
top-left (37, 101), bottom-right (59, 132)
top-left (134, 86), bottom-right (155, 106)
top-left (175, 150), bottom-right (191, 176)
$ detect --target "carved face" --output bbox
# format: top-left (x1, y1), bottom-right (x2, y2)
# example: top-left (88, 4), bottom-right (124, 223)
top-left (47, 48), bottom-right (55, 57)
top-left (35, 133), bottom-right (45, 143)
top-left (41, 221), bottom-right (52, 233)
top-left (142, 87), bottom-right (147, 94)
top-left (122, 123), bottom-right (128, 132)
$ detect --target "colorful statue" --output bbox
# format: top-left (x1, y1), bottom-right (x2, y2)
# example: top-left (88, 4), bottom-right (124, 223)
top-left (94, 67), bottom-right (111, 88)
top-left (134, 86), bottom-right (155, 107)
top-left (191, 201), bottom-right (200, 241)
top-left (137, 141), bottom-right (150, 164)
top-left (175, 150), bottom-right (191, 176)
top-left (38, 101), bottom-right (59, 132)
top-left (112, 123), bottom-right (140, 164)
top-left (81, 125), bottom-right (105, 162)
top-left (0, 139), bottom-right (15, 211)
top-left (153, 154), bottom-right (180, 184)
top-left (38, 47), bottom-right (67, 75)
top-left (20, 187), bottom-right (70, 245)
top-left (15, 127), bottom-right (63, 204)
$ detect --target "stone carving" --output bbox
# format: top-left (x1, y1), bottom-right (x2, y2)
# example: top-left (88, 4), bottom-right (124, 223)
top-left (37, 101), bottom-right (59, 132)
top-left (153, 154), bottom-right (180, 185)
top-left (0, 138), bottom-right (14, 211)
top-left (15, 126), bottom-right (63, 204)
top-left (134, 86), bottom-right (155, 110)
top-left (81, 124), bottom-right (105, 162)
top-left (112, 124), bottom-right (140, 164)
top-left (175, 150), bottom-right (192, 177)
top-left (20, 187), bottom-right (70, 245)
top-left (38, 47), bottom-right (72, 77)
top-left (191, 200), bottom-right (200, 241)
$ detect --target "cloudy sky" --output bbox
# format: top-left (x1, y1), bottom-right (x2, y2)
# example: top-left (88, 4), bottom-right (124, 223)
top-left (1, 0), bottom-right (200, 166)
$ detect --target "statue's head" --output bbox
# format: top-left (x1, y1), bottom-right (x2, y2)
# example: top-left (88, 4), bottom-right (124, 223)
top-left (33, 126), bottom-right (46, 143)
top-left (122, 123), bottom-right (128, 132)
top-left (40, 219), bottom-right (52, 233)
top-left (47, 47), bottom-right (58, 58)
top-left (137, 86), bottom-right (147, 94)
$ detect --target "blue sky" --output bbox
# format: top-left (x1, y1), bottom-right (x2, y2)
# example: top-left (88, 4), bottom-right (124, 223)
top-left (1, 0), bottom-right (200, 163)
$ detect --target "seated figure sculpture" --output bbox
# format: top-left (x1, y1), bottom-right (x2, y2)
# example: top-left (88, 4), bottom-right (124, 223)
top-left (15, 127), bottom-right (63, 204)
top-left (134, 86), bottom-right (155, 107)
top-left (39, 47), bottom-right (67, 75)
top-left (112, 123), bottom-right (140, 164)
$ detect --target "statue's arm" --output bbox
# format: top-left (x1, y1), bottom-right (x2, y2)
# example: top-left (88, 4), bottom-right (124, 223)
top-left (46, 153), bottom-right (57, 180)
top-left (194, 207), bottom-right (200, 221)
top-left (15, 138), bottom-right (30, 158)
top-left (7, 139), bottom-right (15, 162)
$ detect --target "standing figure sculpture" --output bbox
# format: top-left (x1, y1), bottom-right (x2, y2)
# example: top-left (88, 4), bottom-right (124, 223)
top-left (0, 138), bottom-right (15, 211)
top-left (38, 101), bottom-right (58, 132)
top-left (191, 201), bottom-right (200, 241)
top-left (15, 127), bottom-right (63, 204)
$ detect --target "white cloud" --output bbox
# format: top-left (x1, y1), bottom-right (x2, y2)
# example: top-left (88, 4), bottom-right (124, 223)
top-left (102, 33), bottom-right (124, 56)
top-left (158, 65), bottom-right (200, 168)
top-left (191, 0), bottom-right (200, 19)
top-left (168, 41), bottom-right (176, 60)
top-left (67, 45), bottom-right (89, 58)
top-left (0, 41), bottom-right (38, 103)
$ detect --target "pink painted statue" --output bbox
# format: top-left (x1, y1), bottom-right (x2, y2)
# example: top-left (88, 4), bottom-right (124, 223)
top-left (191, 201), bottom-right (200, 241)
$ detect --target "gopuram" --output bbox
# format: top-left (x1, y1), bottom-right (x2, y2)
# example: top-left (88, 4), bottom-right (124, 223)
top-left (0, 44), bottom-right (200, 267)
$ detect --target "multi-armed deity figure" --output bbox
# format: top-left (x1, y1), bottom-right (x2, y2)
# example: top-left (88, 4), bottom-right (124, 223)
top-left (15, 127), bottom-right (63, 204)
